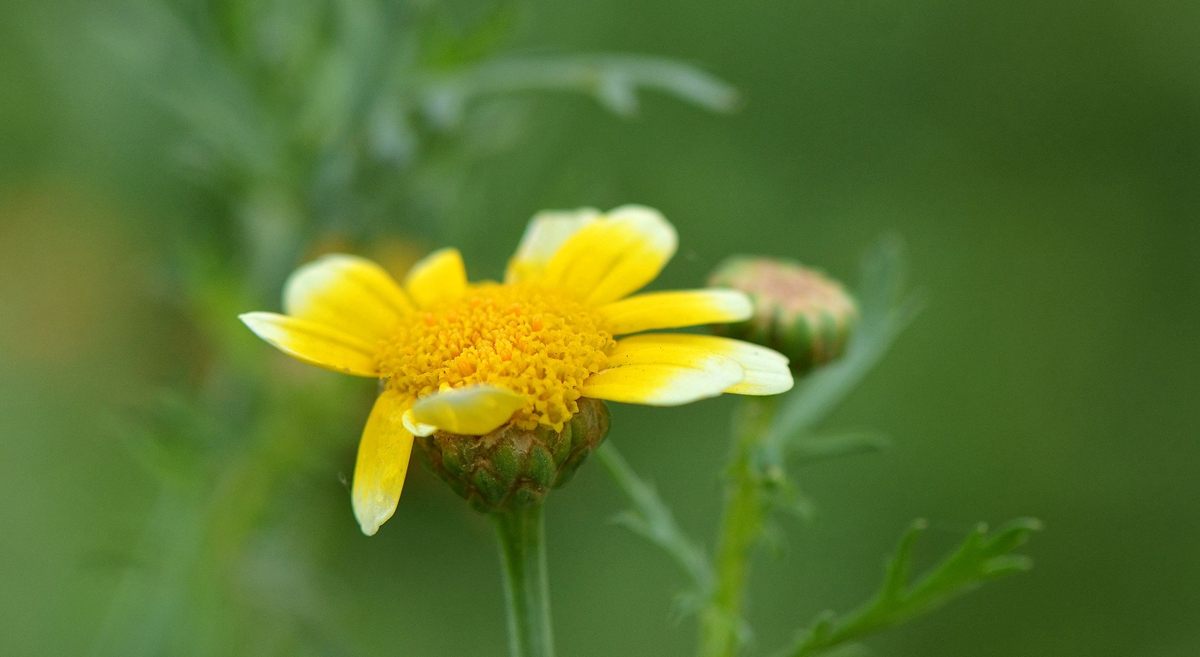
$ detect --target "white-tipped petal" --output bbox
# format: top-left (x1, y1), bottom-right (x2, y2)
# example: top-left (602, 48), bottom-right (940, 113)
top-left (409, 384), bottom-right (527, 435)
top-left (582, 353), bottom-right (743, 406)
top-left (283, 254), bottom-right (413, 342)
top-left (539, 205), bottom-right (678, 306)
top-left (505, 208), bottom-right (601, 283)
top-left (610, 333), bottom-right (793, 396)
top-left (239, 312), bottom-right (379, 377)
top-left (401, 409), bottom-right (438, 437)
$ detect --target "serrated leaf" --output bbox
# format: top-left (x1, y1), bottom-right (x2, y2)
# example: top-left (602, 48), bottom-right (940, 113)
top-left (775, 518), bottom-right (1040, 657)
top-left (881, 519), bottom-right (926, 602)
top-left (982, 517), bottom-right (1043, 556)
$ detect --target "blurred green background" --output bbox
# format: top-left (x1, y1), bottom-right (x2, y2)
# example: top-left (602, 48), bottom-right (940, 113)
top-left (2, 1), bottom-right (1198, 656)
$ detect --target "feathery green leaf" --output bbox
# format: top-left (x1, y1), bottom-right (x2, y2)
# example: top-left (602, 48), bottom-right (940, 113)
top-left (775, 518), bottom-right (1041, 657)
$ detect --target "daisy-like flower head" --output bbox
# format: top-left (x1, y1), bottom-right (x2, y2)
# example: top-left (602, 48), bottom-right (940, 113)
top-left (241, 205), bottom-right (794, 534)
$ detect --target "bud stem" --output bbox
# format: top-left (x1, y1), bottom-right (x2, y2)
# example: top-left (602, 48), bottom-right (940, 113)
top-left (700, 396), bottom-right (778, 657)
top-left (491, 503), bottom-right (556, 657)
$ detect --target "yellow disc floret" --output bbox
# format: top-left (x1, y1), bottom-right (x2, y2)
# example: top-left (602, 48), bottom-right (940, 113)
top-left (377, 283), bottom-right (614, 431)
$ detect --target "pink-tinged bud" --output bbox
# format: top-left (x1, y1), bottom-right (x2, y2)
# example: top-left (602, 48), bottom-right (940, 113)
top-left (708, 256), bottom-right (858, 374)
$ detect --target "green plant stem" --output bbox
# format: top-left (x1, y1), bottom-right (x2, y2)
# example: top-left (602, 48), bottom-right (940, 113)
top-left (700, 396), bottom-right (778, 657)
top-left (491, 503), bottom-right (555, 657)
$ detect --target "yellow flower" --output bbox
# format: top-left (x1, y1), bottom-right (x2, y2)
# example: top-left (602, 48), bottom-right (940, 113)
top-left (241, 205), bottom-right (793, 534)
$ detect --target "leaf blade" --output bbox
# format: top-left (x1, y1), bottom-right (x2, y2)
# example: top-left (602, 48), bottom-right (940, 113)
top-left (776, 518), bottom-right (1040, 657)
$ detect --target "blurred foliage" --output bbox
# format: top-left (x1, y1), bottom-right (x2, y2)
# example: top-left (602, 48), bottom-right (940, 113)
top-left (26, 0), bottom-right (740, 655)
top-left (756, 236), bottom-right (923, 516)
top-left (601, 239), bottom-right (1035, 657)
top-left (2, 0), bottom-right (1199, 656)
top-left (597, 441), bottom-right (715, 610)
top-left (91, 0), bottom-right (737, 296)
top-left (781, 517), bottom-right (1040, 657)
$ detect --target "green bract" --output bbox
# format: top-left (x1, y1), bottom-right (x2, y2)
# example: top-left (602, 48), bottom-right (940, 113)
top-left (418, 398), bottom-right (610, 513)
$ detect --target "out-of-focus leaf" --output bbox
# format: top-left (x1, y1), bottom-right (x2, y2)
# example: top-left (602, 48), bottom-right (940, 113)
top-left (790, 431), bottom-right (893, 466)
top-left (420, 54), bottom-right (740, 128)
top-left (775, 518), bottom-right (1041, 657)
top-left (759, 235), bottom-right (923, 473)
top-left (111, 391), bottom-right (221, 488)
top-left (818, 646), bottom-right (872, 657)
top-left (421, 1), bottom-right (522, 68)
top-left (89, 492), bottom-right (208, 657)
top-left (294, 0), bottom-right (388, 150)
top-left (762, 475), bottom-right (818, 523)
top-left (596, 442), bottom-right (715, 598)
top-left (91, 1), bottom-right (281, 179)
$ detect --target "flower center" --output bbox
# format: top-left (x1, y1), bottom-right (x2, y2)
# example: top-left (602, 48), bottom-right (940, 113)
top-left (377, 283), bottom-right (614, 430)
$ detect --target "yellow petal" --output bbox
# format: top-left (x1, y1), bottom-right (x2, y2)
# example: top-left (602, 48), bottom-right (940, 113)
top-left (582, 353), bottom-right (743, 406)
top-left (352, 390), bottom-right (414, 536)
top-left (504, 208), bottom-right (601, 283)
top-left (401, 409), bottom-right (438, 437)
top-left (610, 334), bottom-right (793, 396)
top-left (283, 254), bottom-right (414, 342)
top-left (598, 288), bottom-right (753, 335)
top-left (540, 205), bottom-right (678, 306)
top-left (409, 384), bottom-right (526, 435)
top-left (239, 312), bottom-right (378, 376)
top-left (404, 247), bottom-right (468, 308)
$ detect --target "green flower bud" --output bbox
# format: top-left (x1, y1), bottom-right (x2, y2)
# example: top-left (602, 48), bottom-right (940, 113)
top-left (708, 256), bottom-right (858, 374)
top-left (416, 398), bottom-right (610, 513)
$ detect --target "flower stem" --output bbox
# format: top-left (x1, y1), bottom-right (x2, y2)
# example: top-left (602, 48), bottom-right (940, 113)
top-left (699, 396), bottom-right (777, 657)
top-left (490, 503), bottom-right (555, 657)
